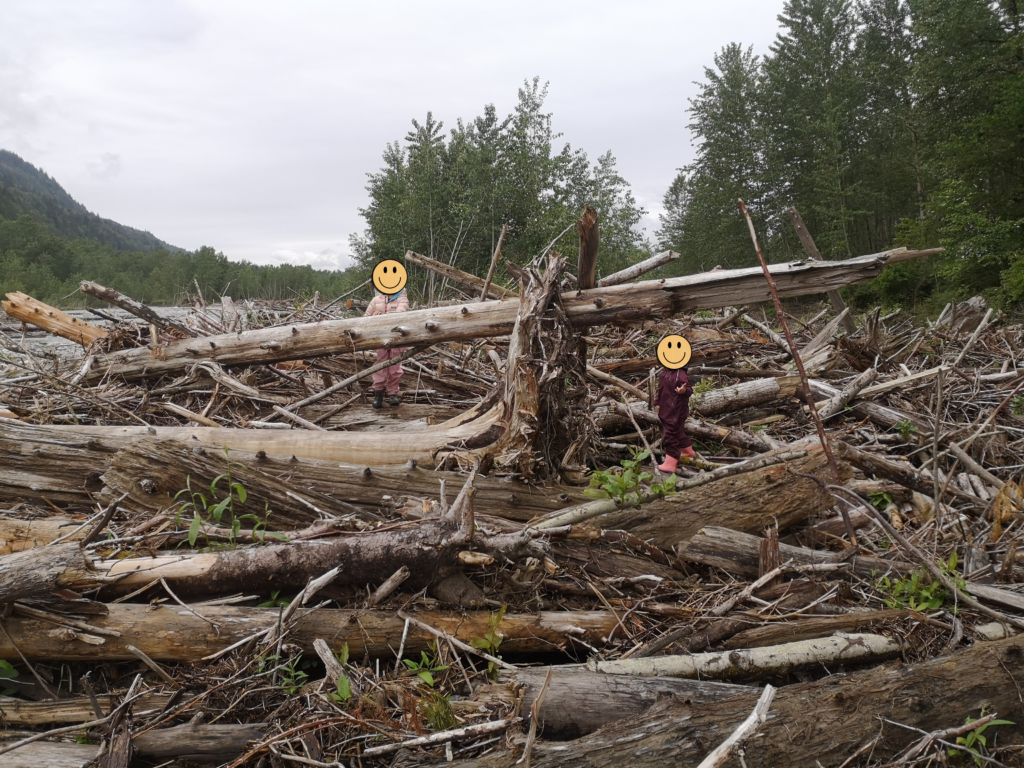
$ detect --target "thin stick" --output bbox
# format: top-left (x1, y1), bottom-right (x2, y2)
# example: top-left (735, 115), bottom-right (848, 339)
top-left (126, 644), bottom-right (179, 687)
top-left (518, 667), bottom-right (553, 768)
top-left (0, 619), bottom-right (58, 699)
top-left (79, 493), bottom-right (128, 548)
top-left (695, 684), bottom-right (776, 768)
top-left (738, 199), bottom-right (856, 546)
top-left (285, 345), bottom-right (427, 411)
top-left (272, 405), bottom-right (327, 432)
top-left (480, 223), bottom-right (509, 301)
top-left (160, 578), bottom-right (220, 634)
top-left (362, 717), bottom-right (520, 757)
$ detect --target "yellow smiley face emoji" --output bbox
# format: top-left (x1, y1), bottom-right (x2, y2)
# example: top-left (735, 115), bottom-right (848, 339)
top-left (657, 334), bottom-right (692, 370)
top-left (372, 259), bottom-right (408, 295)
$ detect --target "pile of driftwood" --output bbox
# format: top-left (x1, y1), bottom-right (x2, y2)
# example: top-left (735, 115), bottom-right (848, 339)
top-left (3, 225), bottom-right (1024, 767)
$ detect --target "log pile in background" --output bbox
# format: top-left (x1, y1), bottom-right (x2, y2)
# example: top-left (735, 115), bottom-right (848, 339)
top-left (6, 245), bottom-right (1024, 767)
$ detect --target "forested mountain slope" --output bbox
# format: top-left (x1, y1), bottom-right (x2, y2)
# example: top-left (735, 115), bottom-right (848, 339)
top-left (0, 150), bottom-right (176, 253)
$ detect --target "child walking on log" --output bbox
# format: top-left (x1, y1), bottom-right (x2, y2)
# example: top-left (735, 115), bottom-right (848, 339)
top-left (654, 334), bottom-right (696, 473)
top-left (366, 260), bottom-right (411, 409)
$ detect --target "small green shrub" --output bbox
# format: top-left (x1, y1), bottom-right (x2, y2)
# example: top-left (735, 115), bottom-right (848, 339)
top-left (471, 606), bottom-right (507, 682)
top-left (586, 448), bottom-right (677, 505)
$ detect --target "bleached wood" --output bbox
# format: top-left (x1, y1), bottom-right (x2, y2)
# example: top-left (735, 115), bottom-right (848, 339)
top-left (597, 250), bottom-right (680, 286)
top-left (2, 292), bottom-right (107, 346)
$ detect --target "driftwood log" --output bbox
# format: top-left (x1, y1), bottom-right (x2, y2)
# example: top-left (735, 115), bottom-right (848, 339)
top-left (80, 249), bottom-right (932, 382)
top-left (448, 630), bottom-right (1024, 768)
top-left (1, 292), bottom-right (108, 346)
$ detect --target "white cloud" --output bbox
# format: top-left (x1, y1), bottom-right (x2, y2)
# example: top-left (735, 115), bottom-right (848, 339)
top-left (0, 0), bottom-right (786, 267)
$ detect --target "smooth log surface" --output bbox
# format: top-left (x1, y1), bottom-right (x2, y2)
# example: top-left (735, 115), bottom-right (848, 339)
top-left (691, 376), bottom-right (799, 418)
top-left (2, 292), bottom-right (108, 346)
top-left (132, 723), bottom-right (264, 759)
top-left (0, 605), bottom-right (620, 662)
top-left (0, 692), bottom-right (174, 725)
top-left (595, 447), bottom-right (842, 549)
top-left (84, 251), bottom-right (920, 382)
top-left (1, 742), bottom-right (100, 768)
top-left (450, 630), bottom-right (1024, 768)
top-left (0, 516), bottom-right (85, 554)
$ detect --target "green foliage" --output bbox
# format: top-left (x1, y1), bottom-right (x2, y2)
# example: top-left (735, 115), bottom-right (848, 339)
top-left (470, 606), bottom-right (507, 682)
top-left (894, 419), bottom-right (918, 441)
top-left (1011, 395), bottom-right (1024, 417)
top-left (277, 656), bottom-right (309, 695)
top-left (693, 378), bottom-right (715, 395)
top-left (869, 491), bottom-right (894, 511)
top-left (403, 643), bottom-right (447, 688)
top-left (328, 643), bottom-right (353, 706)
top-left (656, 0), bottom-right (1024, 313)
top-left (352, 79), bottom-right (652, 301)
top-left (948, 706), bottom-right (1015, 766)
top-left (876, 553), bottom-right (964, 612)
top-left (420, 689), bottom-right (457, 731)
top-left (585, 448), bottom-right (678, 506)
top-left (258, 590), bottom-right (291, 608)
top-left (0, 659), bottom-right (17, 696)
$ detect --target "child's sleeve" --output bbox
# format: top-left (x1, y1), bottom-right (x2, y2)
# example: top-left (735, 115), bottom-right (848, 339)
top-left (364, 296), bottom-right (382, 316)
top-left (394, 293), bottom-right (410, 312)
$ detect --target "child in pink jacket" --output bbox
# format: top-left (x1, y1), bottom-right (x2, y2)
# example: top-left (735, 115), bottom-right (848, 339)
top-left (364, 288), bottom-right (409, 408)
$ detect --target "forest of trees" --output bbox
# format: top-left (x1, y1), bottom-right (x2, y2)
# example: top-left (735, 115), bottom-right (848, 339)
top-left (2, 0), bottom-right (1021, 313)
top-left (658, 0), bottom-right (1024, 312)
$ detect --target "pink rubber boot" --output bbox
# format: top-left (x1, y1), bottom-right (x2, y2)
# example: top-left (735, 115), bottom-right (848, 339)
top-left (658, 455), bottom-right (678, 473)
top-left (679, 446), bottom-right (697, 459)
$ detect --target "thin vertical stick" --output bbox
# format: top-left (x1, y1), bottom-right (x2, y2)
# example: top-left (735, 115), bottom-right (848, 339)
top-left (738, 199), bottom-right (857, 546)
top-left (933, 367), bottom-right (944, 533)
top-left (479, 223), bottom-right (509, 301)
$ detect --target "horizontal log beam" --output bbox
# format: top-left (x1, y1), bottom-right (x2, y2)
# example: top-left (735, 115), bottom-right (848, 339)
top-left (0, 605), bottom-right (619, 662)
top-left (85, 249), bottom-right (930, 382)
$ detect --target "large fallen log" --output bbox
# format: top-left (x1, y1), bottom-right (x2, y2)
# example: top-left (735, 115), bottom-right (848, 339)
top-left (83, 249), bottom-right (932, 382)
top-left (0, 604), bottom-right (620, 662)
top-left (592, 446), bottom-right (843, 549)
top-left (0, 691), bottom-right (175, 725)
top-left (450, 629), bottom-right (1024, 768)
top-left (405, 250), bottom-right (519, 301)
top-left (516, 669), bottom-right (750, 740)
top-left (0, 421), bottom-right (585, 517)
top-left (2, 292), bottom-right (108, 347)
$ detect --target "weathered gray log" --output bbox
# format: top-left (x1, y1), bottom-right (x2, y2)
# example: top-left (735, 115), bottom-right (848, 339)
top-left (817, 368), bottom-right (878, 419)
top-left (516, 669), bottom-right (751, 740)
top-left (1, 742), bottom-right (99, 768)
top-left (593, 446), bottom-right (843, 549)
top-left (598, 403), bottom-right (775, 454)
top-left (84, 249), bottom-right (933, 382)
top-left (690, 376), bottom-right (800, 417)
top-left (131, 723), bottom-right (265, 762)
top-left (0, 543), bottom-right (95, 604)
top-left (0, 692), bottom-right (175, 725)
top-left (0, 604), bottom-right (620, 662)
top-left (79, 280), bottom-right (194, 337)
top-left (596, 250), bottom-right (680, 287)
top-left (448, 629), bottom-right (1024, 768)
top-left (405, 250), bottom-right (518, 301)
top-left (787, 206), bottom-right (857, 334)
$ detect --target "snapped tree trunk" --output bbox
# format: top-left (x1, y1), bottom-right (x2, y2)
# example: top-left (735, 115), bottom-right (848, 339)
top-left (2, 292), bottom-right (107, 346)
top-left (405, 250), bottom-right (519, 301)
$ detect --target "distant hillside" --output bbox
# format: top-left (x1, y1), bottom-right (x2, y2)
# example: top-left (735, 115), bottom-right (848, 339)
top-left (0, 150), bottom-right (177, 252)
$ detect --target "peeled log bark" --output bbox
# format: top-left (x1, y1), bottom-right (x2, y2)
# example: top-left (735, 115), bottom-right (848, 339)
top-left (83, 250), bottom-right (928, 382)
top-left (596, 251), bottom-right (679, 287)
top-left (449, 630), bottom-right (1024, 768)
top-left (593, 447), bottom-right (843, 550)
top-left (2, 292), bottom-right (107, 346)
top-left (0, 604), bottom-right (620, 662)
top-left (691, 376), bottom-right (800, 418)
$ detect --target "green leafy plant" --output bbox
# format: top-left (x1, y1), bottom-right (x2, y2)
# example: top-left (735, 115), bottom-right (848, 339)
top-left (585, 448), bottom-right (677, 506)
top-left (328, 643), bottom-right (352, 705)
top-left (877, 553), bottom-right (964, 612)
top-left (471, 606), bottom-right (507, 682)
top-left (0, 659), bottom-right (17, 696)
top-left (1012, 395), bottom-right (1024, 417)
top-left (421, 689), bottom-right (457, 731)
top-left (403, 643), bottom-right (447, 688)
top-left (693, 377), bottom-right (715, 395)
top-left (948, 706), bottom-right (1014, 766)
top-left (174, 449), bottom-right (249, 548)
top-left (258, 590), bottom-right (292, 608)
top-left (278, 656), bottom-right (309, 695)
top-left (894, 419), bottom-right (918, 441)
top-left (869, 491), bottom-right (894, 511)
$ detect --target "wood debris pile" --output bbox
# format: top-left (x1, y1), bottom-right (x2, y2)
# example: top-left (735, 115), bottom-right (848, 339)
top-left (3, 240), bottom-right (1024, 767)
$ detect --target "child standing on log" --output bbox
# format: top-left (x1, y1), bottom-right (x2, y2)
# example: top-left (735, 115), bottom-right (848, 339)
top-left (654, 334), bottom-right (697, 473)
top-left (367, 259), bottom-right (411, 409)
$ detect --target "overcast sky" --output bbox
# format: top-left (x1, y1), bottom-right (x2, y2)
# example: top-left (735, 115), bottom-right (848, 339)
top-left (0, 1), bottom-right (786, 271)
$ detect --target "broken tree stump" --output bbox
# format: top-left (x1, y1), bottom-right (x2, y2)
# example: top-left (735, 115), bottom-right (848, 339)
top-left (2, 292), bottom-right (108, 346)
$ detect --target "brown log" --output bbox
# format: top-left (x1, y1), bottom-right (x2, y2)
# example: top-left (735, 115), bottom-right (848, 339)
top-left (131, 723), bottom-right (264, 761)
top-left (405, 250), bottom-right (518, 301)
top-left (577, 205), bottom-right (599, 290)
top-left (78, 281), bottom-right (193, 337)
top-left (451, 630), bottom-right (1024, 768)
top-left (83, 249), bottom-right (932, 382)
top-left (516, 669), bottom-right (750, 740)
top-left (589, 446), bottom-right (842, 549)
top-left (2, 292), bottom-right (107, 346)
top-left (0, 604), bottom-right (620, 662)
top-left (720, 609), bottom-right (911, 650)
top-left (0, 692), bottom-right (175, 725)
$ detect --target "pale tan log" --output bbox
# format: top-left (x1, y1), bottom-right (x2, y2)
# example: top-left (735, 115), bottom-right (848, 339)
top-left (0, 742), bottom-right (99, 768)
top-left (2, 292), bottom-right (107, 346)
top-left (816, 367), bottom-right (878, 420)
top-left (0, 605), bottom-right (620, 662)
top-left (84, 249), bottom-right (933, 383)
top-left (405, 250), bottom-right (518, 301)
top-left (0, 517), bottom-right (85, 554)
